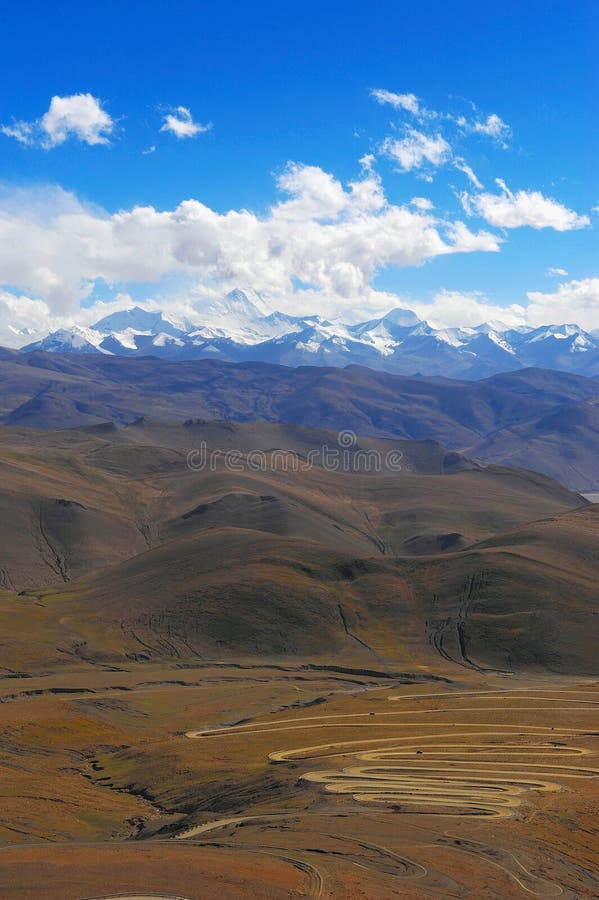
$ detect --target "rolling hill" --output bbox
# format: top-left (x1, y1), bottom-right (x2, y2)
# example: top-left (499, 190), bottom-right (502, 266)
top-left (1, 351), bottom-right (599, 490)
top-left (471, 395), bottom-right (599, 491)
top-left (0, 419), bottom-right (594, 676)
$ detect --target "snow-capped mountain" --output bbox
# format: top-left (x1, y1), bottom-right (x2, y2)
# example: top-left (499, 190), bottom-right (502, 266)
top-left (92, 306), bottom-right (188, 337)
top-left (20, 291), bottom-right (599, 378)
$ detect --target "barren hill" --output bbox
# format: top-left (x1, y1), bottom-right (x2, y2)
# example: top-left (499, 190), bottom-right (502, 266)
top-left (0, 419), bottom-right (593, 676)
top-left (2, 352), bottom-right (599, 490)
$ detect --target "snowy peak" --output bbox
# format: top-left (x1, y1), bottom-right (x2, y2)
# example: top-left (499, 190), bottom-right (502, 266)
top-left (381, 307), bottom-right (421, 328)
top-left (92, 306), bottom-right (185, 337)
top-left (185, 290), bottom-right (301, 345)
top-left (204, 289), bottom-right (271, 324)
top-left (18, 295), bottom-right (599, 379)
top-left (29, 326), bottom-right (107, 354)
top-left (526, 324), bottom-right (584, 343)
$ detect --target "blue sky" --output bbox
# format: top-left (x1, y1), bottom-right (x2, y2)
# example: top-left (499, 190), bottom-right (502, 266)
top-left (0, 0), bottom-right (597, 341)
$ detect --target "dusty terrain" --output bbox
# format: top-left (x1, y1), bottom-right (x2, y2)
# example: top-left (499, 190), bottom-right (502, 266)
top-left (0, 420), bottom-right (597, 897)
top-left (1, 665), bottom-right (598, 898)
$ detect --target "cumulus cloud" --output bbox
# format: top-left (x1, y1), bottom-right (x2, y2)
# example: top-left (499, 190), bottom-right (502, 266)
top-left (273, 164), bottom-right (353, 220)
top-left (381, 129), bottom-right (451, 172)
top-left (161, 106), bottom-right (211, 139)
top-left (0, 290), bottom-right (53, 347)
top-left (461, 179), bottom-right (590, 231)
top-left (410, 279), bottom-right (599, 331)
top-left (547, 267), bottom-right (568, 277)
top-left (370, 89), bottom-right (420, 115)
top-left (399, 280), bottom-right (599, 332)
top-left (526, 278), bottom-right (599, 331)
top-left (1, 93), bottom-right (114, 149)
top-left (377, 276), bottom-right (599, 332)
top-left (411, 289), bottom-right (526, 329)
top-left (40, 94), bottom-right (114, 147)
top-left (0, 164), bottom-right (500, 322)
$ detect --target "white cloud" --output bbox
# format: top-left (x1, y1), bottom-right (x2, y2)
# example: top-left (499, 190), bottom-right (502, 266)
top-left (1, 94), bottom-right (114, 149)
top-left (462, 179), bottom-right (590, 231)
top-left (0, 121), bottom-right (36, 146)
top-left (407, 279), bottom-right (599, 332)
top-left (370, 89), bottom-right (420, 115)
top-left (442, 220), bottom-right (501, 254)
top-left (396, 279), bottom-right (599, 332)
top-left (372, 90), bottom-right (513, 199)
top-left (453, 157), bottom-right (482, 188)
top-left (273, 164), bottom-right (352, 220)
top-left (371, 88), bottom-right (509, 142)
top-left (142, 145), bottom-right (156, 155)
top-left (457, 112), bottom-right (511, 147)
top-left (526, 278), bottom-right (599, 330)
top-left (0, 165), bottom-right (500, 323)
top-left (161, 106), bottom-right (211, 139)
top-left (410, 197), bottom-right (434, 211)
top-left (381, 129), bottom-right (451, 172)
top-left (0, 290), bottom-right (53, 347)
top-left (547, 267), bottom-right (568, 277)
top-left (472, 113), bottom-right (509, 140)
top-left (411, 289), bottom-right (526, 329)
top-left (41, 94), bottom-right (114, 147)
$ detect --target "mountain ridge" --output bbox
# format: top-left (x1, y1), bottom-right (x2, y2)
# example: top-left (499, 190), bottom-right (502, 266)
top-left (1, 352), bottom-right (599, 489)
top-left (19, 290), bottom-right (599, 379)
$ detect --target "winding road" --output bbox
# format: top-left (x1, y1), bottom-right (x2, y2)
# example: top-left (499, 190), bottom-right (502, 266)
top-left (184, 686), bottom-right (599, 896)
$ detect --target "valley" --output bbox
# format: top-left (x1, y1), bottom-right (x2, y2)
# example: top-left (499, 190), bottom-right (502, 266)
top-left (0, 418), bottom-right (597, 897)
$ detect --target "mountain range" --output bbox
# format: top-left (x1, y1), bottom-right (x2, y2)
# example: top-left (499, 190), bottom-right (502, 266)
top-left (20, 289), bottom-right (599, 379)
top-left (1, 351), bottom-right (599, 491)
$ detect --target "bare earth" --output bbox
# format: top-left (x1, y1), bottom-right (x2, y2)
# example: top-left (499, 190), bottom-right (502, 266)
top-left (1, 664), bottom-right (598, 898)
